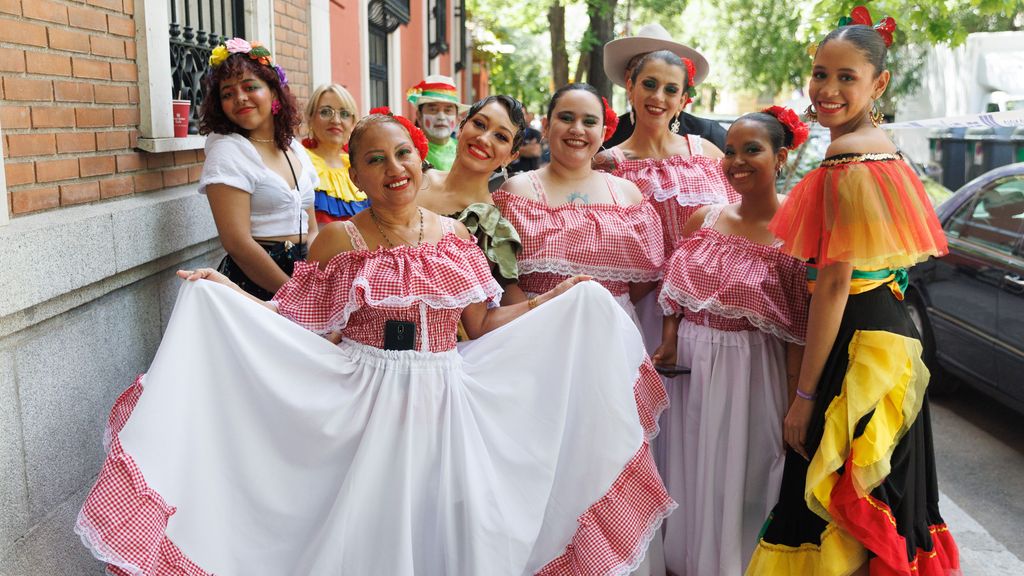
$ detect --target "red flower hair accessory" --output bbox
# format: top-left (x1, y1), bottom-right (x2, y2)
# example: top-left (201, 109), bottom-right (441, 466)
top-left (761, 105), bottom-right (809, 150)
top-left (601, 97), bottom-right (619, 142)
top-left (368, 106), bottom-right (430, 160)
top-left (682, 58), bottom-right (698, 107)
top-left (839, 5), bottom-right (897, 47)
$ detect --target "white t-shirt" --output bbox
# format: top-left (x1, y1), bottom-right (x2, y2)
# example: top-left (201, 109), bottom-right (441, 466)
top-left (198, 133), bottom-right (319, 238)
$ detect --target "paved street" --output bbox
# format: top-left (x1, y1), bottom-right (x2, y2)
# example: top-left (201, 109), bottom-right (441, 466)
top-left (931, 385), bottom-right (1024, 575)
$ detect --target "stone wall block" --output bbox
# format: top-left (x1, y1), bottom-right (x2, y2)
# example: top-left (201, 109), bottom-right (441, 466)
top-left (0, 216), bottom-right (116, 318)
top-left (112, 187), bottom-right (218, 272)
top-left (0, 482), bottom-right (105, 575)
top-left (0, 350), bottom-right (29, 566)
top-left (16, 281), bottom-right (161, 523)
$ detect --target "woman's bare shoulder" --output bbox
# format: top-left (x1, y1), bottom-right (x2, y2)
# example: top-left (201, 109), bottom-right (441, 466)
top-left (308, 220), bottom-right (355, 266)
top-left (498, 172), bottom-right (536, 199)
top-left (825, 131), bottom-right (897, 158)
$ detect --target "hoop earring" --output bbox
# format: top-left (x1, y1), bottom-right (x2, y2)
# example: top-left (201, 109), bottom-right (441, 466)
top-left (803, 104), bottom-right (818, 122)
top-left (870, 101), bottom-right (884, 127)
top-left (670, 114), bottom-right (680, 134)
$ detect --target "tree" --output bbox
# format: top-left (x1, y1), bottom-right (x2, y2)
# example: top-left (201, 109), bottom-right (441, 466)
top-left (583, 0), bottom-right (618, 96)
top-left (701, 0), bottom-right (1024, 98)
top-left (549, 2), bottom-right (569, 88)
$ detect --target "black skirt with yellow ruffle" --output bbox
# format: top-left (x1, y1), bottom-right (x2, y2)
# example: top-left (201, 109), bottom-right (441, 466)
top-left (746, 286), bottom-right (959, 575)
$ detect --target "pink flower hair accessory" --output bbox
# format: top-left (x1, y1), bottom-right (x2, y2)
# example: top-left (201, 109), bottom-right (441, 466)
top-left (224, 38), bottom-right (252, 54)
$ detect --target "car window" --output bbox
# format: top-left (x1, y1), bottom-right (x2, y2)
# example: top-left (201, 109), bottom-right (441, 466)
top-left (946, 177), bottom-right (1024, 253)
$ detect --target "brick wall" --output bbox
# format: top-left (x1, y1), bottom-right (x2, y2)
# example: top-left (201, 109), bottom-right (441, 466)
top-left (273, 0), bottom-right (311, 106)
top-left (1, 0), bottom-right (205, 217)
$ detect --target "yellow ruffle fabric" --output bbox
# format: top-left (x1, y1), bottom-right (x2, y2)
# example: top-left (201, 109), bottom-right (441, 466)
top-left (807, 330), bottom-right (929, 520)
top-left (745, 329), bottom-right (930, 576)
top-left (306, 149), bottom-right (365, 202)
top-left (746, 523), bottom-right (866, 576)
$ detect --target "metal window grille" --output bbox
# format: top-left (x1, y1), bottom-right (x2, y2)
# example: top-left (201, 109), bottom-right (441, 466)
top-left (427, 0), bottom-right (447, 60)
top-left (367, 0), bottom-right (410, 108)
top-left (168, 0), bottom-right (245, 134)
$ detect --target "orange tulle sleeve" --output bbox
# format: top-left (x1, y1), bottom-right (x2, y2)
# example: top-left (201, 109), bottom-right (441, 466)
top-left (769, 155), bottom-right (948, 269)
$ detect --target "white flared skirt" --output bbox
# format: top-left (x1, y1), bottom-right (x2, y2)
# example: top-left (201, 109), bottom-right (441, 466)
top-left (77, 280), bottom-right (673, 576)
top-left (660, 320), bottom-right (787, 576)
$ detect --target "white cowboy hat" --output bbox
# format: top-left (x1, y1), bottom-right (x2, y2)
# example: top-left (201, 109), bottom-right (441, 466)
top-left (603, 23), bottom-right (709, 88)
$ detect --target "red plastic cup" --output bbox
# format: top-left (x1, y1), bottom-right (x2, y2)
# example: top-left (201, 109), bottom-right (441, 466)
top-left (172, 100), bottom-right (191, 137)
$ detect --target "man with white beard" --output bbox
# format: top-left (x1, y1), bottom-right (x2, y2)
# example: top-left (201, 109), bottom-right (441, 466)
top-left (406, 75), bottom-right (469, 171)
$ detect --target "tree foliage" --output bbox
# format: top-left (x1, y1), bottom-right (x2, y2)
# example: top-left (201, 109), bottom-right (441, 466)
top-left (701, 0), bottom-right (1024, 97)
top-left (467, 0), bottom-right (1023, 111)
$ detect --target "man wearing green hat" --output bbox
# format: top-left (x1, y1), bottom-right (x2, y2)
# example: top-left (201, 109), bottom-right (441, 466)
top-left (406, 75), bottom-right (470, 171)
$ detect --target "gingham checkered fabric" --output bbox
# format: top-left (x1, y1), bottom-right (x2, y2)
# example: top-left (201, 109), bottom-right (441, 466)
top-left (610, 142), bottom-right (739, 255)
top-left (492, 177), bottom-right (664, 298)
top-left (77, 376), bottom-right (211, 576)
top-left (537, 357), bottom-right (674, 576)
top-left (272, 225), bottom-right (502, 351)
top-left (658, 206), bottom-right (809, 344)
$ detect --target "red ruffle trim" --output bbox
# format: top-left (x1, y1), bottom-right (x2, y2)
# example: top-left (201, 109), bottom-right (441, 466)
top-left (829, 453), bottom-right (961, 576)
top-left (77, 376), bottom-right (211, 576)
top-left (79, 361), bottom-right (673, 576)
top-left (634, 358), bottom-right (669, 440)
top-left (536, 441), bottom-right (675, 576)
top-left (537, 357), bottom-right (674, 576)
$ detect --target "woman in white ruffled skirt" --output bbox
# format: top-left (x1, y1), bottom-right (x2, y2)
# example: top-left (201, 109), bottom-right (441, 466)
top-left (76, 109), bottom-right (673, 576)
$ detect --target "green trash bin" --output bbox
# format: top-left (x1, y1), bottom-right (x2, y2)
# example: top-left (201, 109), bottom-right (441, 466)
top-left (1013, 127), bottom-right (1024, 164)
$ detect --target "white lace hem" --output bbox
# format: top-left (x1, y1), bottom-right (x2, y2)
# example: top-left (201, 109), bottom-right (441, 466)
top-left (651, 186), bottom-right (732, 207)
top-left (519, 259), bottom-right (662, 284)
top-left (658, 284), bottom-right (805, 345)
top-left (608, 500), bottom-right (678, 576)
top-left (76, 508), bottom-right (143, 576)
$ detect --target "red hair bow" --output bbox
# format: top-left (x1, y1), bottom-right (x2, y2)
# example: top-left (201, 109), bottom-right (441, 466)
top-left (369, 106), bottom-right (430, 161)
top-left (840, 5), bottom-right (896, 47)
top-left (601, 97), bottom-right (619, 142)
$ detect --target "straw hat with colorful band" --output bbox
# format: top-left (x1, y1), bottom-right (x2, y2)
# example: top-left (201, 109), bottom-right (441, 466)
top-left (603, 23), bottom-right (709, 88)
top-left (406, 75), bottom-right (469, 112)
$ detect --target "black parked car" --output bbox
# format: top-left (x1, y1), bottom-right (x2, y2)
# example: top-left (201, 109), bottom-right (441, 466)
top-left (906, 162), bottom-right (1024, 413)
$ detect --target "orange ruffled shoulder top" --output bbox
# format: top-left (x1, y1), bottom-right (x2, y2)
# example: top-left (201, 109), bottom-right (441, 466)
top-left (769, 152), bottom-right (948, 271)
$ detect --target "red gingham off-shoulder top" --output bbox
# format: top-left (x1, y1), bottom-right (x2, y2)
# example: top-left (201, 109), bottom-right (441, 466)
top-left (273, 218), bottom-right (502, 352)
top-left (493, 172), bottom-right (664, 297)
top-left (609, 136), bottom-right (739, 255)
top-left (659, 205), bottom-right (809, 343)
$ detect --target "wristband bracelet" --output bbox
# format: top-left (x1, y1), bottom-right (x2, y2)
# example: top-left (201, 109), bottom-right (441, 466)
top-left (795, 388), bottom-right (817, 401)
top-left (527, 298), bottom-right (540, 310)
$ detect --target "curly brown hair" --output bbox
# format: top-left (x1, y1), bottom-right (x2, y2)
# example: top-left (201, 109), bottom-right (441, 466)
top-left (198, 54), bottom-right (300, 151)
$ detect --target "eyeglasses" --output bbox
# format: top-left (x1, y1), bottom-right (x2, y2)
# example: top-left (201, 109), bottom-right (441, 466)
top-left (318, 107), bottom-right (355, 121)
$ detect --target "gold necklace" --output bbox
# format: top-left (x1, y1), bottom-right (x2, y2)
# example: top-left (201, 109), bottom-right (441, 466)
top-left (248, 136), bottom-right (274, 144)
top-left (370, 207), bottom-right (424, 248)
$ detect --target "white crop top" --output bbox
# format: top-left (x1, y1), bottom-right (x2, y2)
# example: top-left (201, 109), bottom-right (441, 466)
top-left (198, 133), bottom-right (319, 238)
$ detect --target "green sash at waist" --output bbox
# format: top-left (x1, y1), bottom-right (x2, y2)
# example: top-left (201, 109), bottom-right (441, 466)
top-left (806, 266), bottom-right (908, 293)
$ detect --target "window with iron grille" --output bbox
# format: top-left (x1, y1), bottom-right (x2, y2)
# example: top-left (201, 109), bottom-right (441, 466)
top-left (427, 0), bottom-right (447, 60)
top-left (168, 0), bottom-right (247, 134)
top-left (367, 0), bottom-right (409, 108)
